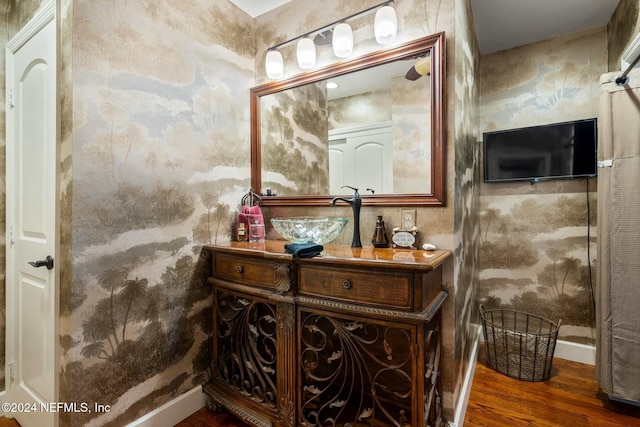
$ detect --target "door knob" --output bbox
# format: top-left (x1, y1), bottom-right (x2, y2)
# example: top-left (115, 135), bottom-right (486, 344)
top-left (28, 256), bottom-right (54, 270)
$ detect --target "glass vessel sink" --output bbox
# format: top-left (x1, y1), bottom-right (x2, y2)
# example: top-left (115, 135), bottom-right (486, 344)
top-left (270, 217), bottom-right (349, 244)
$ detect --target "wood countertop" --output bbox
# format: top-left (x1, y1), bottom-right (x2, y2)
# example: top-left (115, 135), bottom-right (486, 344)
top-left (204, 240), bottom-right (451, 271)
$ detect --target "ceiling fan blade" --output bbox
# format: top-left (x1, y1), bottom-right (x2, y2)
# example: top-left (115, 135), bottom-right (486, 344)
top-left (405, 65), bottom-right (422, 81)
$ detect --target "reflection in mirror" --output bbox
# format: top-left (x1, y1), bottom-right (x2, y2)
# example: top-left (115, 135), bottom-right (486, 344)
top-left (327, 60), bottom-right (431, 196)
top-left (251, 32), bottom-right (445, 206)
top-left (261, 60), bottom-right (430, 195)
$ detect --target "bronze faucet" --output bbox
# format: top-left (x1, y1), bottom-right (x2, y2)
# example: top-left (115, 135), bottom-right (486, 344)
top-left (330, 186), bottom-right (362, 248)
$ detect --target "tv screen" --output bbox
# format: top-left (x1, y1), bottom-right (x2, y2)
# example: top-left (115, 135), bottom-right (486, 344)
top-left (483, 118), bottom-right (597, 183)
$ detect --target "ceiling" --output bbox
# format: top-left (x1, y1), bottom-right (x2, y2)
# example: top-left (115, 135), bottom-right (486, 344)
top-left (471, 0), bottom-right (619, 54)
top-left (229, 0), bottom-right (620, 54)
top-left (228, 0), bottom-right (292, 18)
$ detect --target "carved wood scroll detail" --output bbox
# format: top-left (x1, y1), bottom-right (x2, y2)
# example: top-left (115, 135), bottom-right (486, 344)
top-left (215, 290), bottom-right (278, 410)
top-left (277, 302), bottom-right (295, 331)
top-left (203, 384), bottom-right (274, 427)
top-left (274, 263), bottom-right (292, 293)
top-left (424, 325), bottom-right (444, 426)
top-left (278, 395), bottom-right (296, 427)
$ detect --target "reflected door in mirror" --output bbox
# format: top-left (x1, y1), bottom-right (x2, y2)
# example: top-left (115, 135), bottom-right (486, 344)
top-left (329, 123), bottom-right (393, 194)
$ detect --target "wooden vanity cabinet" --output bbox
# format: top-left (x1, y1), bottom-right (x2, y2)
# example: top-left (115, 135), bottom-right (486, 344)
top-left (204, 242), bottom-right (450, 427)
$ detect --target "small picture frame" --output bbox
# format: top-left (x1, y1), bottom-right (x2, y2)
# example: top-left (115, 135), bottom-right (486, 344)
top-left (391, 230), bottom-right (419, 250)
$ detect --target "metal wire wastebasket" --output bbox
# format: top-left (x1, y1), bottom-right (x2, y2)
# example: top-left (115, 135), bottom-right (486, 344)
top-left (480, 305), bottom-right (561, 382)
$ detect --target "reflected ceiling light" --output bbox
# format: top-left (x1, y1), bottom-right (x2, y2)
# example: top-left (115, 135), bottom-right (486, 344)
top-left (326, 81), bottom-right (339, 89)
top-left (415, 57), bottom-right (431, 76)
top-left (374, 6), bottom-right (397, 44)
top-left (405, 56), bottom-right (431, 81)
top-left (332, 23), bottom-right (353, 58)
top-left (265, 50), bottom-right (284, 79)
top-left (297, 38), bottom-right (316, 70)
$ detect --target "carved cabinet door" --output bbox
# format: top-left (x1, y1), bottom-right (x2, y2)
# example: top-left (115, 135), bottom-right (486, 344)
top-left (298, 306), bottom-right (417, 427)
top-left (214, 288), bottom-right (280, 416)
top-left (213, 287), bottom-right (297, 427)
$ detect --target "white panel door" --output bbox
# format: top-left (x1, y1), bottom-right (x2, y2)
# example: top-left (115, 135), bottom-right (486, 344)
top-left (329, 124), bottom-right (393, 195)
top-left (329, 139), bottom-right (347, 195)
top-left (351, 135), bottom-right (392, 194)
top-left (4, 3), bottom-right (58, 426)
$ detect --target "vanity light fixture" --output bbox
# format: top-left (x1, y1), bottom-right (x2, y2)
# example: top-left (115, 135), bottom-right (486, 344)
top-left (332, 23), bottom-right (353, 58)
top-left (374, 6), bottom-right (397, 44)
top-left (297, 37), bottom-right (316, 70)
top-left (265, 50), bottom-right (284, 79)
top-left (264, 0), bottom-right (395, 79)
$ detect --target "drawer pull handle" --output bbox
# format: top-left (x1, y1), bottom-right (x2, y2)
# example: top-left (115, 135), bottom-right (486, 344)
top-left (236, 266), bottom-right (244, 273)
top-left (342, 280), bottom-right (352, 289)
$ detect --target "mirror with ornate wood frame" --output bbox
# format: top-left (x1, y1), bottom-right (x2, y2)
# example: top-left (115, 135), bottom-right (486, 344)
top-left (251, 31), bottom-right (445, 206)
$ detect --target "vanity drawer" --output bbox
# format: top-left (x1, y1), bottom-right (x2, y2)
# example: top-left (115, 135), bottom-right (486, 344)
top-left (213, 253), bottom-right (284, 289)
top-left (298, 265), bottom-right (412, 310)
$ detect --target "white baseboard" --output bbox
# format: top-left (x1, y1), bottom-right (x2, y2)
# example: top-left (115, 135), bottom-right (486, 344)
top-left (477, 329), bottom-right (596, 366)
top-left (448, 325), bottom-right (482, 427)
top-left (126, 385), bottom-right (206, 427)
top-left (554, 339), bottom-right (595, 365)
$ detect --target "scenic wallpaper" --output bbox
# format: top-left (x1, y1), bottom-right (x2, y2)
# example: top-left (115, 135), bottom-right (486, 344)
top-left (260, 71), bottom-right (433, 198)
top-left (54, 0), bottom-right (255, 424)
top-left (478, 27), bottom-right (608, 346)
top-left (479, 194), bottom-right (597, 344)
top-left (260, 82), bottom-right (330, 196)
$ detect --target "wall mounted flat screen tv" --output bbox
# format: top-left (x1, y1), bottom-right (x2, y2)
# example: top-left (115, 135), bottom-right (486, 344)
top-left (483, 118), bottom-right (597, 183)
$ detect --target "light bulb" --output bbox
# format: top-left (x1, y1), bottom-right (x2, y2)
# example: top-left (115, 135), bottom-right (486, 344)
top-left (296, 38), bottom-right (316, 70)
top-left (332, 23), bottom-right (353, 58)
top-left (265, 50), bottom-right (283, 79)
top-left (374, 6), bottom-right (397, 45)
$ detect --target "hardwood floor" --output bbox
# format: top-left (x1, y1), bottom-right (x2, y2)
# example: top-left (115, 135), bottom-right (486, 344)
top-left (178, 355), bottom-right (640, 426)
top-left (174, 410), bottom-right (249, 427)
top-left (3, 354), bottom-right (639, 426)
top-left (464, 348), bottom-right (640, 426)
top-left (0, 418), bottom-right (18, 427)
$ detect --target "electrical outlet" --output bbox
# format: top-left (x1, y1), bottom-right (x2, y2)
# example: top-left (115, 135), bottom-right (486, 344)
top-left (401, 209), bottom-right (416, 230)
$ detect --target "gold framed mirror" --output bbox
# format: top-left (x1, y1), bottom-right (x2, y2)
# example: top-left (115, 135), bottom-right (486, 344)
top-left (251, 31), bottom-right (445, 206)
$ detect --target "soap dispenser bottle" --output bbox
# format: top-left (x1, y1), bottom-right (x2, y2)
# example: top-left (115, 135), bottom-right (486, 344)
top-left (371, 215), bottom-right (390, 248)
top-left (237, 222), bottom-right (247, 241)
